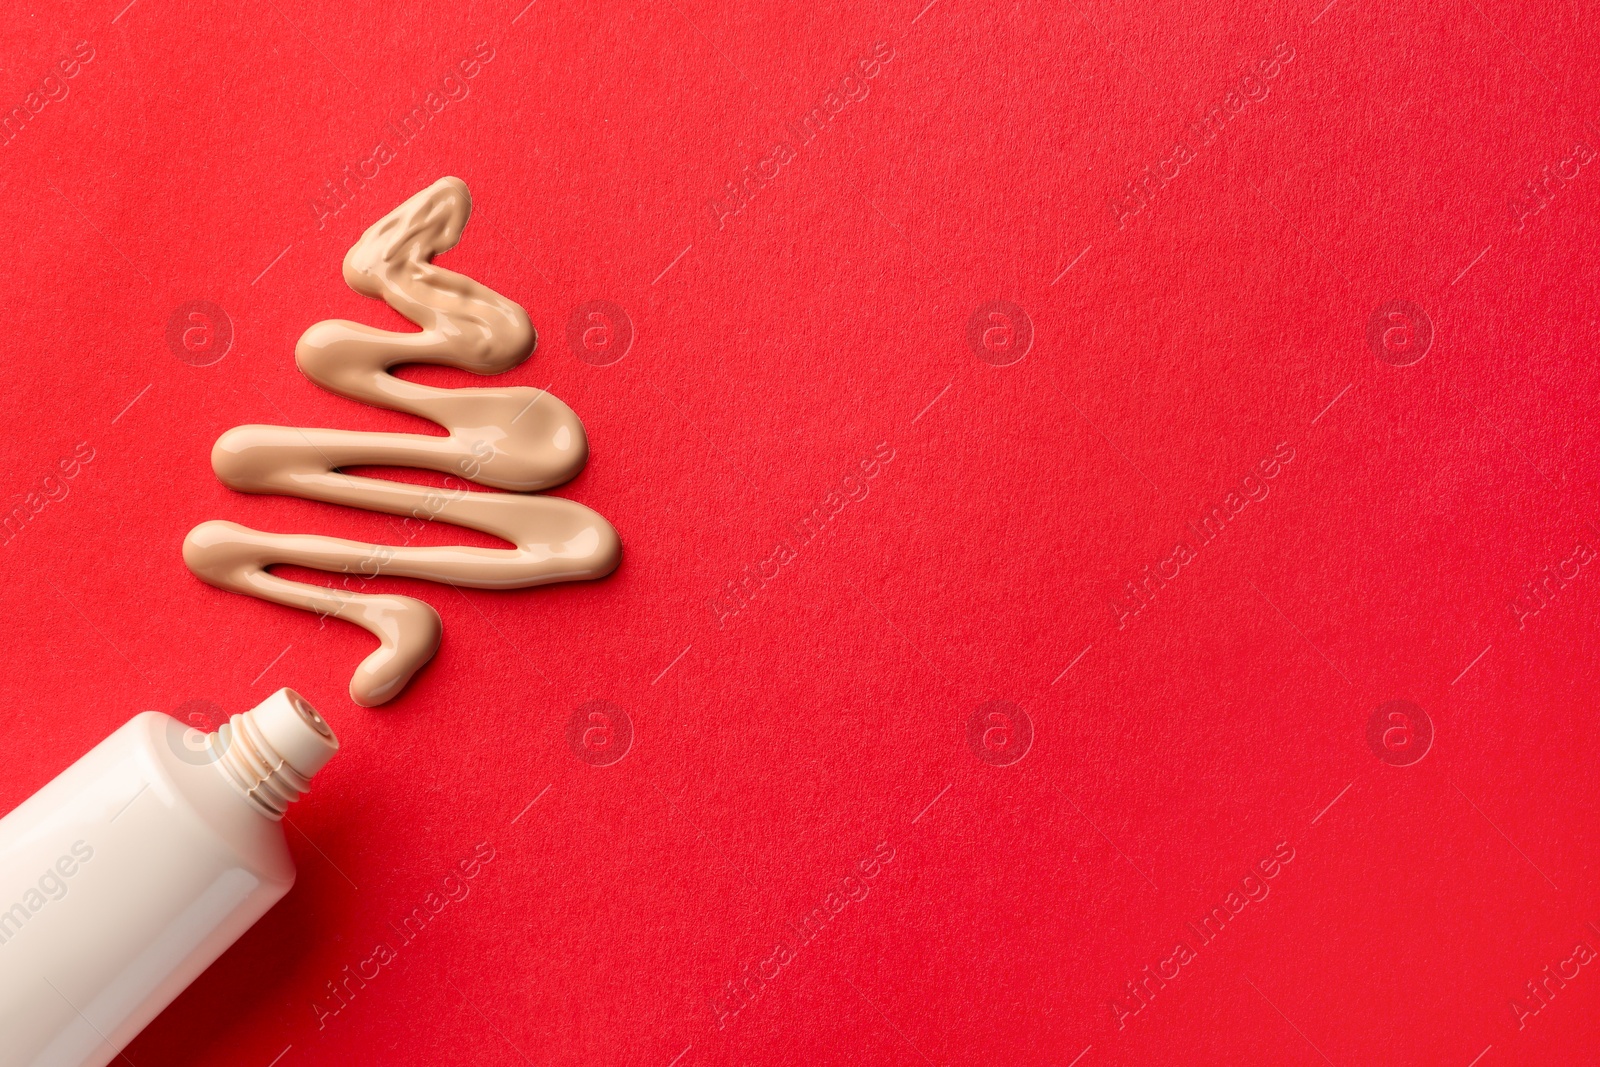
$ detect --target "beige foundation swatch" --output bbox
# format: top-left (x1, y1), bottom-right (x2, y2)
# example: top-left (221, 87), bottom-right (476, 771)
top-left (185, 177), bottom-right (620, 706)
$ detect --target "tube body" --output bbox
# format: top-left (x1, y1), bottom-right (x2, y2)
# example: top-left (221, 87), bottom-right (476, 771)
top-left (0, 690), bottom-right (337, 1067)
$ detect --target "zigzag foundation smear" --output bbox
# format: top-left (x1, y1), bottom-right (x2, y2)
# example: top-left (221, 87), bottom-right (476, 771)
top-left (185, 177), bottom-right (620, 706)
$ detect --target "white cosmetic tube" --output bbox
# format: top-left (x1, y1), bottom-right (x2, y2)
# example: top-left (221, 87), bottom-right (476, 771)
top-left (0, 688), bottom-right (339, 1067)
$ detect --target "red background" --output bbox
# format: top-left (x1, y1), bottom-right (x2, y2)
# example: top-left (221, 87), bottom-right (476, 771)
top-left (2, 0), bottom-right (1598, 1063)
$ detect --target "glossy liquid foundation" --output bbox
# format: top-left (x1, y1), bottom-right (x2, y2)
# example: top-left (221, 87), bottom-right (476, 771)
top-left (0, 689), bottom-right (339, 1067)
top-left (185, 177), bottom-right (620, 706)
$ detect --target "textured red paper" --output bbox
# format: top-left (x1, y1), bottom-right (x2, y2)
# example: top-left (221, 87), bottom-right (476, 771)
top-left (2, 0), bottom-right (1597, 1064)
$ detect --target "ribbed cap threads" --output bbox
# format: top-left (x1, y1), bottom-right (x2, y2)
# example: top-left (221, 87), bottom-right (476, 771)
top-left (210, 688), bottom-right (340, 818)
